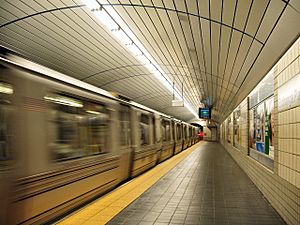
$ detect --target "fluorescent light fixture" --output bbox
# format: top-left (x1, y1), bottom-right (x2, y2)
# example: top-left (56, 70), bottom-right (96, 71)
top-left (185, 102), bottom-right (199, 118)
top-left (113, 29), bottom-right (132, 45)
top-left (126, 43), bottom-right (142, 56)
top-left (137, 54), bottom-right (150, 65)
top-left (145, 63), bottom-right (157, 72)
top-left (152, 70), bottom-right (162, 78)
top-left (81, 0), bottom-right (198, 118)
top-left (86, 110), bottom-right (101, 114)
top-left (0, 82), bottom-right (13, 94)
top-left (93, 10), bottom-right (119, 30)
top-left (44, 94), bottom-right (83, 108)
top-left (152, 71), bottom-right (173, 93)
top-left (249, 68), bottom-right (274, 97)
top-left (278, 72), bottom-right (300, 110)
top-left (84, 0), bottom-right (99, 9)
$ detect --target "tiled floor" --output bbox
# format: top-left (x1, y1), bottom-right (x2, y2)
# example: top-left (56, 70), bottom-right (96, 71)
top-left (107, 142), bottom-right (286, 225)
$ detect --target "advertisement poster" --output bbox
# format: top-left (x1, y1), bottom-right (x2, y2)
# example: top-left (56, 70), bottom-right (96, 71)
top-left (255, 102), bottom-right (265, 151)
top-left (249, 110), bottom-right (255, 149)
top-left (233, 108), bottom-right (241, 149)
top-left (227, 117), bottom-right (232, 143)
top-left (265, 97), bottom-right (274, 158)
top-left (249, 97), bottom-right (274, 159)
top-left (278, 72), bottom-right (300, 110)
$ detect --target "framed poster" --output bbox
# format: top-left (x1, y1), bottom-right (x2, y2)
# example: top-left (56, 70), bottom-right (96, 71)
top-left (278, 73), bottom-right (300, 111)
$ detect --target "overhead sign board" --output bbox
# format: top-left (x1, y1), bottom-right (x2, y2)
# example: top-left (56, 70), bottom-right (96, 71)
top-left (172, 100), bottom-right (184, 107)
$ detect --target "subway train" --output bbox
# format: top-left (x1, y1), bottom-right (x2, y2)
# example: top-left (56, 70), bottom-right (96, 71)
top-left (0, 51), bottom-right (201, 225)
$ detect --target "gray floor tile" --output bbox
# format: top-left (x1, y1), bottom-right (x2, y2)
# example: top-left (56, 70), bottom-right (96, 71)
top-left (107, 142), bottom-right (286, 225)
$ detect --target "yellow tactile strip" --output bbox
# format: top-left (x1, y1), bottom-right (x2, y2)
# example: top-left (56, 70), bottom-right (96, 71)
top-left (57, 142), bottom-right (202, 225)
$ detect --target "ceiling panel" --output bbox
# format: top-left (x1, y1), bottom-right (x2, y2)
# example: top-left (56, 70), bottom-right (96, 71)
top-left (162, 0), bottom-right (175, 10)
top-left (0, 0), bottom-right (298, 122)
top-left (222, 0), bottom-right (236, 27)
top-left (198, 0), bottom-right (209, 19)
top-left (235, 40), bottom-right (262, 86)
top-left (256, 0), bottom-right (286, 42)
top-left (223, 30), bottom-right (243, 83)
top-left (211, 23), bottom-right (220, 87)
top-left (245, 0), bottom-right (269, 37)
top-left (290, 0), bottom-right (300, 11)
top-left (1, 1), bottom-right (27, 18)
top-left (200, 18), bottom-right (211, 75)
top-left (186, 0), bottom-right (198, 15)
top-left (150, 0), bottom-right (163, 8)
top-left (230, 35), bottom-right (253, 84)
top-left (210, 0), bottom-right (222, 22)
top-left (234, 0), bottom-right (252, 31)
top-left (218, 25), bottom-right (231, 85)
top-left (173, 0), bottom-right (186, 12)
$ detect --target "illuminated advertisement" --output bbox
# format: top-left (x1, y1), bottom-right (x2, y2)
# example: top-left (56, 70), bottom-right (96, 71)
top-left (249, 96), bottom-right (274, 159)
top-left (248, 68), bottom-right (274, 160)
top-left (278, 72), bottom-right (300, 111)
top-left (233, 107), bottom-right (241, 149)
top-left (227, 117), bottom-right (232, 144)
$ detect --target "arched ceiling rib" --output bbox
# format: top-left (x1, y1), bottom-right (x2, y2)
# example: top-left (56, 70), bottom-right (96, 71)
top-left (0, 0), bottom-right (299, 122)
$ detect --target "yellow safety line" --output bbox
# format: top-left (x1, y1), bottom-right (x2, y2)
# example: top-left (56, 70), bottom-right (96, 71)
top-left (58, 142), bottom-right (202, 225)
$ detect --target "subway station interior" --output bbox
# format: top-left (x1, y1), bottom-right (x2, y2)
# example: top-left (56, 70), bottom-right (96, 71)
top-left (0, 0), bottom-right (299, 225)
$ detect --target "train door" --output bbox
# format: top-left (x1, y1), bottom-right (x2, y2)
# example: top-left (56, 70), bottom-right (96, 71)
top-left (189, 126), bottom-right (192, 146)
top-left (0, 77), bottom-right (15, 224)
top-left (119, 104), bottom-right (132, 182)
top-left (172, 121), bottom-right (175, 154)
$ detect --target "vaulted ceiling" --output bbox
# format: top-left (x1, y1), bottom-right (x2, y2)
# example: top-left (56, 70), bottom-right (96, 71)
top-left (0, 0), bottom-right (299, 122)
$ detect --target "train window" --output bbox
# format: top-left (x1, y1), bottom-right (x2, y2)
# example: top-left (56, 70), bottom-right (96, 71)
top-left (86, 103), bottom-right (108, 155)
top-left (176, 124), bottom-right (181, 141)
top-left (184, 126), bottom-right (187, 139)
top-left (161, 121), bottom-right (165, 141)
top-left (152, 116), bottom-right (156, 144)
top-left (0, 82), bottom-right (14, 163)
top-left (162, 120), bottom-right (170, 142)
top-left (46, 93), bottom-right (109, 161)
top-left (120, 105), bottom-right (131, 147)
top-left (140, 114), bottom-right (149, 146)
top-left (172, 122), bottom-right (175, 141)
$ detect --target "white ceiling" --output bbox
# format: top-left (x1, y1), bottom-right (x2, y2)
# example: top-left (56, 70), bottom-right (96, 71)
top-left (0, 0), bottom-right (299, 122)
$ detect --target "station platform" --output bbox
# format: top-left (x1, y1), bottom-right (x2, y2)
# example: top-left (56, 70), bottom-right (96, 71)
top-left (58, 142), bottom-right (286, 225)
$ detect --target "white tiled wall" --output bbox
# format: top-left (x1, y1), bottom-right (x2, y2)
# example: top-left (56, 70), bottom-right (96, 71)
top-left (276, 37), bottom-right (300, 189)
top-left (221, 37), bottom-right (300, 225)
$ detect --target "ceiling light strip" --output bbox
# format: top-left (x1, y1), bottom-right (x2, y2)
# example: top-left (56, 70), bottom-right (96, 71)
top-left (83, 0), bottom-right (198, 118)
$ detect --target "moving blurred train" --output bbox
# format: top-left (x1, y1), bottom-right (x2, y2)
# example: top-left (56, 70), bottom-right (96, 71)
top-left (0, 49), bottom-right (201, 225)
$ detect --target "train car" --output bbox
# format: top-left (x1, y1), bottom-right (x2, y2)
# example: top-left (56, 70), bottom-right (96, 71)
top-left (130, 107), bottom-right (161, 177)
top-left (1, 60), bottom-right (126, 225)
top-left (158, 115), bottom-right (174, 163)
top-left (0, 53), bottom-right (199, 224)
top-left (174, 120), bottom-right (183, 154)
top-left (193, 126), bottom-right (199, 144)
top-left (189, 124), bottom-right (195, 147)
top-left (182, 122), bottom-right (189, 150)
top-left (190, 126), bottom-right (195, 145)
